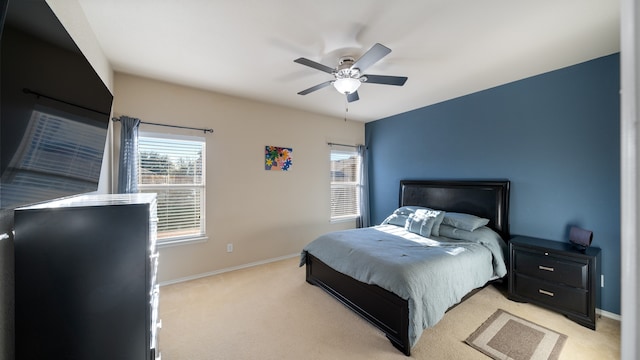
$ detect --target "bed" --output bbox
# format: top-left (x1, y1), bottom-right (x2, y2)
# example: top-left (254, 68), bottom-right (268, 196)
top-left (300, 180), bottom-right (510, 356)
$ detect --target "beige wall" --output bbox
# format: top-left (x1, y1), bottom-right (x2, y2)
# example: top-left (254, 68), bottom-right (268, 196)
top-left (112, 73), bottom-right (365, 283)
top-left (48, 0), bottom-right (364, 285)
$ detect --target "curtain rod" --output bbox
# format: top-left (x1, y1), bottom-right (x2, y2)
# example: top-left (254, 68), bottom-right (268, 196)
top-left (23, 88), bottom-right (111, 116)
top-left (327, 142), bottom-right (359, 148)
top-left (112, 117), bottom-right (214, 134)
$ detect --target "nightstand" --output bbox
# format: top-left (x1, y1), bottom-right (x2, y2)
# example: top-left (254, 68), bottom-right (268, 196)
top-left (508, 235), bottom-right (601, 330)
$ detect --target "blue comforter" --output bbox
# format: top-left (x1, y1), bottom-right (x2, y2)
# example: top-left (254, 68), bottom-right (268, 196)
top-left (300, 224), bottom-right (507, 349)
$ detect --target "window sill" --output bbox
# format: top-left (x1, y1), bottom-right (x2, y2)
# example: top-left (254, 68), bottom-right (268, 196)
top-left (330, 217), bottom-right (358, 224)
top-left (157, 235), bottom-right (208, 249)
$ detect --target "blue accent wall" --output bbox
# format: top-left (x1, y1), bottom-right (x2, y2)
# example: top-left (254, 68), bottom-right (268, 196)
top-left (365, 54), bottom-right (620, 314)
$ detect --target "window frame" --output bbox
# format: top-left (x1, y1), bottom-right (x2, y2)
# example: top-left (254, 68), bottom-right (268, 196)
top-left (137, 131), bottom-right (207, 246)
top-left (329, 146), bottom-right (362, 222)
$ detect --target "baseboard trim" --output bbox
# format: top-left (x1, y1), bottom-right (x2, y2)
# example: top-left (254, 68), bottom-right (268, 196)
top-left (159, 253), bottom-right (300, 286)
top-left (597, 308), bottom-right (621, 321)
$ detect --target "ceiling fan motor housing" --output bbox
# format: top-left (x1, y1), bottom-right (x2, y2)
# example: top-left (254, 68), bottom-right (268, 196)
top-left (336, 57), bottom-right (364, 81)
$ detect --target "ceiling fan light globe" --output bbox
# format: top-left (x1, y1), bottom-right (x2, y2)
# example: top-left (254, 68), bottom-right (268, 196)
top-left (333, 78), bottom-right (361, 94)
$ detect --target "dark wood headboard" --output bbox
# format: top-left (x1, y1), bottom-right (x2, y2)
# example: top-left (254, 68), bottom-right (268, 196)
top-left (399, 180), bottom-right (510, 240)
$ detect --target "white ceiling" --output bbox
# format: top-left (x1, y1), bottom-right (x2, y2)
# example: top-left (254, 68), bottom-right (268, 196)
top-left (76, 0), bottom-right (620, 122)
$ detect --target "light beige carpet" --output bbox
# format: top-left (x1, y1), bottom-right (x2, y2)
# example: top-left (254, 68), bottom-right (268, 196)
top-left (465, 309), bottom-right (567, 360)
top-left (158, 257), bottom-right (620, 360)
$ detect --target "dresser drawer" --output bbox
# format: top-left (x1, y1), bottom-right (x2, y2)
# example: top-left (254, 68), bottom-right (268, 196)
top-left (514, 274), bottom-right (588, 315)
top-left (514, 249), bottom-right (588, 288)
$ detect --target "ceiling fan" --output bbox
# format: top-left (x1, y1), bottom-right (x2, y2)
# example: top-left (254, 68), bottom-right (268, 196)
top-left (294, 43), bottom-right (408, 103)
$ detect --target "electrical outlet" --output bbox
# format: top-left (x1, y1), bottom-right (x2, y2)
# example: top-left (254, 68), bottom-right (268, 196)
top-left (601, 274), bottom-right (604, 287)
top-left (227, 243), bottom-right (233, 253)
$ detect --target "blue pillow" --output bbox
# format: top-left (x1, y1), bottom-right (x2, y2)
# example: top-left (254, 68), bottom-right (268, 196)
top-left (381, 213), bottom-right (410, 227)
top-left (430, 210), bottom-right (446, 236)
top-left (393, 206), bottom-right (428, 216)
top-left (442, 212), bottom-right (489, 232)
top-left (405, 208), bottom-right (445, 238)
top-left (381, 206), bottom-right (427, 227)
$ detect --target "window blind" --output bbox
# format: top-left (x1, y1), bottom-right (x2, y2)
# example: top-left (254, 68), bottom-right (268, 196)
top-left (330, 148), bottom-right (361, 220)
top-left (138, 134), bottom-right (205, 241)
top-left (1, 109), bottom-right (106, 206)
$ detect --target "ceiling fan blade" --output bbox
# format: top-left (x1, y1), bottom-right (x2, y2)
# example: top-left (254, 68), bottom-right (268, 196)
top-left (347, 91), bottom-right (359, 103)
top-left (294, 57), bottom-right (335, 74)
top-left (351, 43), bottom-right (391, 72)
top-left (297, 81), bottom-right (333, 95)
top-left (363, 74), bottom-right (408, 86)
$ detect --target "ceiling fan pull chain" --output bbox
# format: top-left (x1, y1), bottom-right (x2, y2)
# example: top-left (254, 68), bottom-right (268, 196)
top-left (344, 98), bottom-right (349, 121)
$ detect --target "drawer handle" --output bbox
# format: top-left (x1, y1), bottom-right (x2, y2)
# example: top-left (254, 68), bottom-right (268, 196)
top-left (538, 265), bottom-right (554, 272)
top-left (538, 289), bottom-right (555, 297)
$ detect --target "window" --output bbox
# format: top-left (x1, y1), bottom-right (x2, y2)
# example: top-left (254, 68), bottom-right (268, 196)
top-left (330, 146), bottom-right (361, 221)
top-left (138, 132), bottom-right (206, 243)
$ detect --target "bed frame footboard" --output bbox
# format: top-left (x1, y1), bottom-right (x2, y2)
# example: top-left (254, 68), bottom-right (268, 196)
top-left (305, 254), bottom-right (411, 356)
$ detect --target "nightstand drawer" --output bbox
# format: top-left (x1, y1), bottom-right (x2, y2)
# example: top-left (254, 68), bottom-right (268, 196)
top-left (514, 274), bottom-right (588, 315)
top-left (514, 249), bottom-right (587, 288)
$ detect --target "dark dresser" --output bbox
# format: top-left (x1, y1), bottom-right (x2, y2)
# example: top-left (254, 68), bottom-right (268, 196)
top-left (508, 235), bottom-right (601, 329)
top-left (14, 193), bottom-right (160, 360)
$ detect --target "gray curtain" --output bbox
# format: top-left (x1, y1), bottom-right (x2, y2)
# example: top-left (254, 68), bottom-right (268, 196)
top-left (117, 116), bottom-right (141, 194)
top-left (356, 144), bottom-right (370, 228)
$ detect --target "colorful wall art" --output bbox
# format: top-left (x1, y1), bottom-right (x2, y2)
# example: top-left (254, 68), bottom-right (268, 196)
top-left (265, 146), bottom-right (293, 171)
